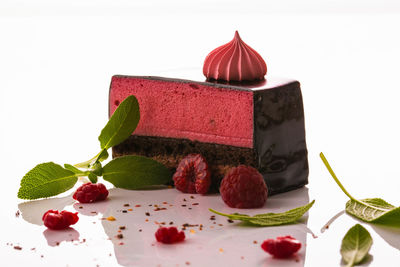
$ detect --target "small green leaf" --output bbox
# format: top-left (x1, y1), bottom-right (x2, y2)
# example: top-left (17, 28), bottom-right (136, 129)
top-left (340, 224), bottom-right (373, 267)
top-left (91, 162), bottom-right (103, 176)
top-left (209, 200), bottom-right (315, 227)
top-left (64, 164), bottom-right (83, 174)
top-left (18, 162), bottom-right (78, 200)
top-left (96, 149), bottom-right (109, 163)
top-left (99, 95), bottom-right (140, 150)
top-left (320, 152), bottom-right (400, 227)
top-left (88, 173), bottom-right (98, 183)
top-left (102, 155), bottom-right (171, 189)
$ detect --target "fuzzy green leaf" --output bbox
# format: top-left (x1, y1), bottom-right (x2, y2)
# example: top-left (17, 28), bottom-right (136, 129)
top-left (320, 152), bottom-right (400, 227)
top-left (341, 224), bottom-right (373, 267)
top-left (102, 156), bottom-right (171, 189)
top-left (209, 200), bottom-right (315, 226)
top-left (18, 162), bottom-right (78, 200)
top-left (98, 95), bottom-right (140, 150)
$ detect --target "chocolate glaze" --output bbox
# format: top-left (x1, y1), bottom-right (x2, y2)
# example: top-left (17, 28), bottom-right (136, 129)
top-left (109, 75), bottom-right (309, 195)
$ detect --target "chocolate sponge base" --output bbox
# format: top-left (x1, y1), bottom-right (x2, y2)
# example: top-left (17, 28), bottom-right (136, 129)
top-left (112, 135), bottom-right (307, 195)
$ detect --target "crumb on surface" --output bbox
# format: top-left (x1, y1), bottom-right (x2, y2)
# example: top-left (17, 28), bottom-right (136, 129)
top-left (106, 216), bottom-right (116, 221)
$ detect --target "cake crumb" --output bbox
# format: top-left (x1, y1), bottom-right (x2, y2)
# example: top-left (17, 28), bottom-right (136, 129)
top-left (253, 240), bottom-right (258, 244)
top-left (192, 203), bottom-right (199, 206)
top-left (135, 205), bottom-right (141, 207)
top-left (227, 219), bottom-right (234, 223)
top-left (185, 262), bottom-right (191, 265)
top-left (145, 212), bottom-right (150, 216)
top-left (119, 226), bottom-right (126, 230)
top-left (190, 196), bottom-right (195, 199)
top-left (13, 246), bottom-right (22, 250)
top-left (15, 210), bottom-right (20, 217)
top-left (123, 204), bottom-right (130, 207)
top-left (128, 209), bottom-right (133, 211)
top-left (116, 234), bottom-right (123, 239)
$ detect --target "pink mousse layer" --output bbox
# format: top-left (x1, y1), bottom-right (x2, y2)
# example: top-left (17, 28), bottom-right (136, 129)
top-left (109, 76), bottom-right (254, 148)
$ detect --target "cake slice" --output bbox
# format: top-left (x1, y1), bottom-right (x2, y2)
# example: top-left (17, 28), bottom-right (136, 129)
top-left (109, 76), bottom-right (308, 195)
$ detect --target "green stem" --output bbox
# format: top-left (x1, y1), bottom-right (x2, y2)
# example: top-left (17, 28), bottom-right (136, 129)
top-left (74, 151), bottom-right (102, 168)
top-left (208, 208), bottom-right (250, 220)
top-left (319, 152), bottom-right (356, 201)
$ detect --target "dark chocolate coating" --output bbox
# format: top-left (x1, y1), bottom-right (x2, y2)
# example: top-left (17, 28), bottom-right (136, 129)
top-left (110, 76), bottom-right (308, 195)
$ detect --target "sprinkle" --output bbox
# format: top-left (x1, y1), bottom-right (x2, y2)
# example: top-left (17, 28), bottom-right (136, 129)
top-left (163, 202), bottom-right (168, 204)
top-left (145, 219), bottom-right (149, 222)
top-left (227, 219), bottom-right (234, 223)
top-left (128, 209), bottom-right (133, 211)
top-left (181, 205), bottom-right (187, 207)
top-left (123, 204), bottom-right (130, 207)
top-left (190, 196), bottom-right (195, 199)
top-left (145, 212), bottom-right (150, 216)
top-left (118, 242), bottom-right (124, 245)
top-left (122, 210), bottom-right (127, 213)
top-left (169, 221), bottom-right (174, 225)
top-left (253, 240), bottom-right (258, 244)
top-left (13, 246), bottom-right (22, 250)
top-left (192, 203), bottom-right (199, 206)
top-left (106, 216), bottom-right (116, 221)
top-left (185, 262), bottom-right (190, 265)
top-left (119, 226), bottom-right (126, 230)
top-left (116, 234), bottom-right (123, 239)
top-left (15, 210), bottom-right (20, 217)
top-left (190, 229), bottom-right (196, 234)
top-left (135, 205), bottom-right (141, 207)
top-left (219, 248), bottom-right (224, 253)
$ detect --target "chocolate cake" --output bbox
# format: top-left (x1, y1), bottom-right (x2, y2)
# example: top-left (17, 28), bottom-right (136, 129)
top-left (109, 31), bottom-right (308, 195)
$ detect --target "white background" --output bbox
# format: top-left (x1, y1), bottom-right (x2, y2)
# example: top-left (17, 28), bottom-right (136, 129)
top-left (1, 1), bottom-right (400, 266)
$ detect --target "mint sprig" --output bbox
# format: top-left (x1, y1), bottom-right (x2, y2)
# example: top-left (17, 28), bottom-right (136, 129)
top-left (340, 224), bottom-right (373, 267)
top-left (209, 200), bottom-right (315, 226)
top-left (18, 95), bottom-right (171, 200)
top-left (320, 152), bottom-right (400, 227)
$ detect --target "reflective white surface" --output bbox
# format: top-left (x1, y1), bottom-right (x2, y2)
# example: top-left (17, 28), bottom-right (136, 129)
top-left (1, 1), bottom-right (400, 266)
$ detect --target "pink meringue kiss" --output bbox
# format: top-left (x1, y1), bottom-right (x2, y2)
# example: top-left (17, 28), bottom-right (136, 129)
top-left (203, 31), bottom-right (267, 82)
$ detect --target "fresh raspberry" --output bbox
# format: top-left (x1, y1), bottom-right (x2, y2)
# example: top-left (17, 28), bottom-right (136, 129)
top-left (155, 227), bottom-right (185, 244)
top-left (219, 165), bottom-right (267, 208)
top-left (173, 154), bottom-right (211, 194)
top-left (42, 210), bottom-right (79, 230)
top-left (73, 182), bottom-right (109, 203)
top-left (261, 236), bottom-right (301, 258)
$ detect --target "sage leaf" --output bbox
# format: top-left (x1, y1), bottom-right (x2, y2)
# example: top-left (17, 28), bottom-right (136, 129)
top-left (102, 156), bottom-right (171, 189)
top-left (209, 200), bottom-right (315, 226)
top-left (320, 152), bottom-right (400, 227)
top-left (98, 95), bottom-right (140, 150)
top-left (341, 224), bottom-right (373, 267)
top-left (18, 162), bottom-right (78, 200)
top-left (88, 172), bottom-right (98, 183)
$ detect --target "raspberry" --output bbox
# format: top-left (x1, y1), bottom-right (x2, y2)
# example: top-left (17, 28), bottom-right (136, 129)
top-left (73, 182), bottom-right (109, 203)
top-left (219, 165), bottom-right (267, 208)
top-left (261, 236), bottom-right (301, 258)
top-left (155, 227), bottom-right (185, 244)
top-left (173, 154), bottom-right (211, 194)
top-left (42, 210), bottom-right (79, 230)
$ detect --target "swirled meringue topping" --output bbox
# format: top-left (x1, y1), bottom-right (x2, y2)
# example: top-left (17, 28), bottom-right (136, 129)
top-left (203, 31), bottom-right (267, 82)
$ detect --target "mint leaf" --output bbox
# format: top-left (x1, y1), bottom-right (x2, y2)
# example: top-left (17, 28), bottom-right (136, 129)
top-left (341, 224), bottom-right (373, 267)
top-left (102, 156), bottom-right (171, 189)
top-left (320, 152), bottom-right (400, 227)
top-left (18, 162), bottom-right (78, 200)
top-left (64, 164), bottom-right (82, 174)
top-left (209, 200), bottom-right (315, 226)
top-left (98, 95), bottom-right (140, 150)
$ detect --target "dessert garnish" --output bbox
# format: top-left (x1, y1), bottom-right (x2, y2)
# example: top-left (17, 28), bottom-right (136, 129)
top-left (155, 227), bottom-right (185, 244)
top-left (203, 31), bottom-right (267, 82)
top-left (42, 210), bottom-right (79, 230)
top-left (320, 152), bottom-right (400, 227)
top-left (173, 154), bottom-right (211, 194)
top-left (209, 200), bottom-right (315, 226)
top-left (73, 182), bottom-right (109, 203)
top-left (340, 224), bottom-right (372, 267)
top-left (261, 236), bottom-right (301, 258)
top-left (219, 165), bottom-right (267, 208)
top-left (17, 95), bottom-right (171, 200)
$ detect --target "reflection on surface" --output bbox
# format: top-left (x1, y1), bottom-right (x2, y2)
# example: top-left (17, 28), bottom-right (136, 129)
top-left (371, 225), bottom-right (400, 251)
top-left (97, 187), bottom-right (310, 267)
top-left (43, 228), bottom-right (80, 246)
top-left (18, 194), bottom-right (74, 225)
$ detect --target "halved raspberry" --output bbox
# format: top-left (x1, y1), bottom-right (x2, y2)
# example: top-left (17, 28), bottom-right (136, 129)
top-left (73, 182), bottom-right (109, 203)
top-left (261, 236), bottom-right (301, 258)
top-left (42, 210), bottom-right (79, 230)
top-left (155, 227), bottom-right (185, 244)
top-left (219, 165), bottom-right (267, 208)
top-left (173, 154), bottom-right (211, 194)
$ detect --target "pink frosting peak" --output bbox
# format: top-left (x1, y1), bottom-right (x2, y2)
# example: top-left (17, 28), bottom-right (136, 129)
top-left (203, 31), bottom-right (267, 82)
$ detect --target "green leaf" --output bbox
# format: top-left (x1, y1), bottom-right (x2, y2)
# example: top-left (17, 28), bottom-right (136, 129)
top-left (209, 200), bottom-right (315, 227)
top-left (91, 162), bottom-right (103, 176)
top-left (98, 95), bottom-right (140, 150)
top-left (64, 164), bottom-right (82, 174)
top-left (102, 155), bottom-right (171, 189)
top-left (320, 152), bottom-right (400, 227)
top-left (340, 224), bottom-right (373, 267)
top-left (88, 173), bottom-right (98, 183)
top-left (18, 162), bottom-right (78, 200)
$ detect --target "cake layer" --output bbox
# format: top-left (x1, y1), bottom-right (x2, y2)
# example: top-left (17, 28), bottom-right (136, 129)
top-left (110, 76), bottom-right (254, 148)
top-left (113, 135), bottom-right (307, 195)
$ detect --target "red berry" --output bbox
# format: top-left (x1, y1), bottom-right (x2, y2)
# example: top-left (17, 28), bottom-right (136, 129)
top-left (173, 154), bottom-right (211, 194)
top-left (219, 165), bottom-right (267, 208)
top-left (42, 210), bottom-right (79, 230)
top-left (261, 236), bottom-right (301, 258)
top-left (73, 183), bottom-right (109, 203)
top-left (155, 227), bottom-right (185, 244)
